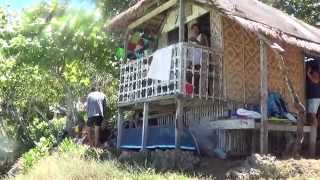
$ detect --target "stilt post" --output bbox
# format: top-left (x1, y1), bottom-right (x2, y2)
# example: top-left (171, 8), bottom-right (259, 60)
top-left (175, 99), bottom-right (183, 149)
top-left (141, 102), bottom-right (149, 150)
top-left (260, 40), bottom-right (268, 154)
top-left (117, 108), bottom-right (124, 149)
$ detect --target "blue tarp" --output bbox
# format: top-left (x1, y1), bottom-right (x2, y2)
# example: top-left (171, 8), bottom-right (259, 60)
top-left (120, 127), bottom-right (196, 151)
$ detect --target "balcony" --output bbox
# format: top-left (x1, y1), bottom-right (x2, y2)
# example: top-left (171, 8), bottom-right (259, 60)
top-left (118, 42), bottom-right (224, 105)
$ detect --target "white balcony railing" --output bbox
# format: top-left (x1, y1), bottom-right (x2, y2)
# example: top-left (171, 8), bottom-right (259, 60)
top-left (118, 42), bottom-right (224, 104)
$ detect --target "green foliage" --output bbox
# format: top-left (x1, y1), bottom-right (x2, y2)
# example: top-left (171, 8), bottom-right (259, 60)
top-left (21, 136), bottom-right (55, 173)
top-left (260, 0), bottom-right (319, 25)
top-left (0, 1), bottom-right (119, 150)
top-left (94, 0), bottom-right (138, 17)
top-left (58, 138), bottom-right (108, 160)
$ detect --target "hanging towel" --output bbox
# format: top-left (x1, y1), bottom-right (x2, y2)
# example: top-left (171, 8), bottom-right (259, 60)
top-left (148, 46), bottom-right (173, 81)
top-left (193, 48), bottom-right (202, 65)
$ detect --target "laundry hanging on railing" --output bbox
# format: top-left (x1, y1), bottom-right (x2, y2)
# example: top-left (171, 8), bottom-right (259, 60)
top-left (193, 47), bottom-right (202, 65)
top-left (148, 45), bottom-right (173, 81)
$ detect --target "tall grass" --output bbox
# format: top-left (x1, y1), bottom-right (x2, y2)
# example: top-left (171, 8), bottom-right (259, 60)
top-left (9, 139), bottom-right (194, 180)
top-left (12, 153), bottom-right (192, 180)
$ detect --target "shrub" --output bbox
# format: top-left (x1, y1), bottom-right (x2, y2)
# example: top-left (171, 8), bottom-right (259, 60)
top-left (21, 136), bottom-right (55, 173)
top-left (57, 138), bottom-right (111, 160)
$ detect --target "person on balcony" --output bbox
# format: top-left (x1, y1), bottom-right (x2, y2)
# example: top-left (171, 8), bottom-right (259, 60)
top-left (127, 31), bottom-right (145, 60)
top-left (188, 23), bottom-right (209, 47)
top-left (186, 23), bottom-right (209, 95)
top-left (127, 30), bottom-right (154, 61)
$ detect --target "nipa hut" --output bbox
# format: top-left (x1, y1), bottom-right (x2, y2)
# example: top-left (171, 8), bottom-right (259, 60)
top-left (108, 0), bottom-right (320, 157)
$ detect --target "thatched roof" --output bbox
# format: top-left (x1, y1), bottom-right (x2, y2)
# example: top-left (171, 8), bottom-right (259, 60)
top-left (108, 0), bottom-right (320, 53)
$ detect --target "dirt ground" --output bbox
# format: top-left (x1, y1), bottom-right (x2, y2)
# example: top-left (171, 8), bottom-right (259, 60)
top-left (196, 157), bottom-right (244, 179)
top-left (196, 154), bottom-right (320, 180)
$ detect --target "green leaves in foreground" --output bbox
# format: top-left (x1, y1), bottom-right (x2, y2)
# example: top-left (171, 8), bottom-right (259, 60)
top-left (0, 1), bottom-right (118, 148)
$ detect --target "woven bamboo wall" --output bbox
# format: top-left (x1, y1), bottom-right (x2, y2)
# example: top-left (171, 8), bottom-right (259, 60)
top-left (223, 17), bottom-right (305, 112)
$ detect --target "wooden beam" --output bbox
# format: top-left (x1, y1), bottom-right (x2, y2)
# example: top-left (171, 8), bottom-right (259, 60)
top-left (116, 108), bottom-right (124, 149)
top-left (179, 0), bottom-right (186, 42)
top-left (260, 40), bottom-right (268, 154)
top-left (267, 124), bottom-right (311, 132)
top-left (175, 98), bottom-right (183, 149)
top-left (141, 102), bottom-right (149, 150)
top-left (123, 30), bottom-right (129, 61)
top-left (128, 0), bottom-right (177, 30)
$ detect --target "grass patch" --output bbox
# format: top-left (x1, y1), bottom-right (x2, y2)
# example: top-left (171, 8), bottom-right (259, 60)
top-left (8, 139), bottom-right (196, 180)
top-left (11, 152), bottom-right (192, 180)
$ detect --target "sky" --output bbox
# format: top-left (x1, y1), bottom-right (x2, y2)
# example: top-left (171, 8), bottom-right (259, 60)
top-left (0, 0), bottom-right (95, 12)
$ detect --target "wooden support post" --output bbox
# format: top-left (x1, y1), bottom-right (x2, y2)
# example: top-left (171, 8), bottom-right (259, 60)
top-left (310, 117), bottom-right (317, 156)
top-left (117, 108), bottom-right (124, 149)
top-left (260, 40), bottom-right (268, 154)
top-left (176, 0), bottom-right (185, 148)
top-left (123, 30), bottom-right (129, 61)
top-left (175, 99), bottom-right (183, 149)
top-left (141, 102), bottom-right (149, 150)
top-left (179, 0), bottom-right (185, 42)
top-left (251, 130), bottom-right (256, 154)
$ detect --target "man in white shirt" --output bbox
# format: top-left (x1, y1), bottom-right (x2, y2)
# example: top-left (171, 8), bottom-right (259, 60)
top-left (86, 86), bottom-right (107, 147)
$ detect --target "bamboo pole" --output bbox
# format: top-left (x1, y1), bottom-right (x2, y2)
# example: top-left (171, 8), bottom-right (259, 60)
top-left (174, 0), bottom-right (186, 149)
top-left (141, 102), bottom-right (149, 150)
top-left (117, 108), bottom-right (124, 149)
top-left (259, 40), bottom-right (269, 154)
top-left (175, 98), bottom-right (183, 149)
top-left (178, 0), bottom-right (185, 43)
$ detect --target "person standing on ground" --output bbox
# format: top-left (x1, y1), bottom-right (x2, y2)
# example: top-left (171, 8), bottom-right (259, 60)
top-left (86, 86), bottom-right (107, 147)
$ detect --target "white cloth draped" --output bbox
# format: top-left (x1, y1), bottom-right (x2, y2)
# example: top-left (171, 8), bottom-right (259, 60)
top-left (148, 46), bottom-right (173, 81)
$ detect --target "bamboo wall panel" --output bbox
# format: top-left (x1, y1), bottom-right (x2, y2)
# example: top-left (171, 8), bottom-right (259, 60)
top-left (223, 17), bottom-right (245, 103)
top-left (268, 49), bottom-right (285, 97)
top-left (243, 30), bottom-right (260, 104)
top-left (223, 17), bottom-right (305, 111)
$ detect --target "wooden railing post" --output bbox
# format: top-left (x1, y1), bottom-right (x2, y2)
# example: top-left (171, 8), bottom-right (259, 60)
top-left (260, 40), bottom-right (268, 154)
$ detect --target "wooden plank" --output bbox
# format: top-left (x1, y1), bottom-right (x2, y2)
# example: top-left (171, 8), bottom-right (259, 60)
top-left (179, 0), bottom-right (186, 42)
top-left (128, 0), bottom-right (177, 30)
top-left (260, 40), bottom-right (268, 154)
top-left (118, 95), bottom-right (176, 107)
top-left (175, 98), bottom-right (183, 149)
top-left (210, 119), bottom-right (256, 130)
top-left (116, 108), bottom-right (124, 149)
top-left (265, 124), bottom-right (311, 132)
top-left (141, 102), bottom-right (149, 150)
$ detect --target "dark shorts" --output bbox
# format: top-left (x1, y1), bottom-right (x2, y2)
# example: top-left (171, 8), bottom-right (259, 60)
top-left (87, 116), bottom-right (103, 127)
